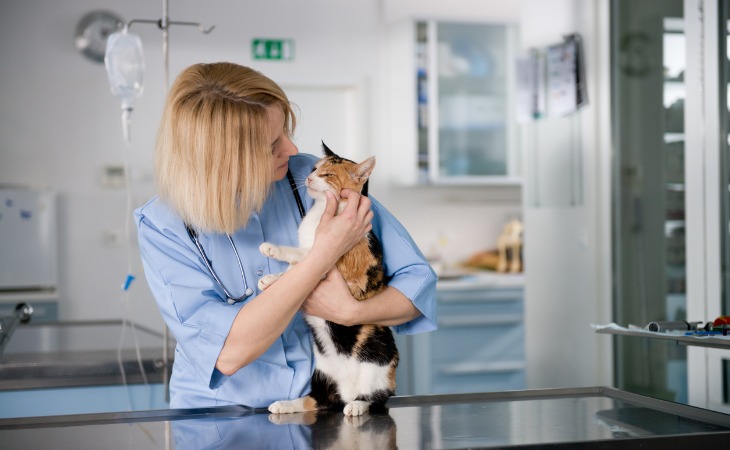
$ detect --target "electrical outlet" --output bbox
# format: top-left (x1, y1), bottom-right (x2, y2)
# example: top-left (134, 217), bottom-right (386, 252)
top-left (102, 165), bottom-right (126, 188)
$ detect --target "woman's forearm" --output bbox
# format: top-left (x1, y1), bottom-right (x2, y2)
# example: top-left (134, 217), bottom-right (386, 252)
top-left (350, 286), bottom-right (421, 327)
top-left (215, 253), bottom-right (331, 376)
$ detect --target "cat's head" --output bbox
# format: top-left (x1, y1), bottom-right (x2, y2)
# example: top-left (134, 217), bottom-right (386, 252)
top-left (305, 142), bottom-right (375, 202)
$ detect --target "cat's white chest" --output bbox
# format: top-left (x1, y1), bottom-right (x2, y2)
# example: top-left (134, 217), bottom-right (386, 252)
top-left (297, 200), bottom-right (325, 249)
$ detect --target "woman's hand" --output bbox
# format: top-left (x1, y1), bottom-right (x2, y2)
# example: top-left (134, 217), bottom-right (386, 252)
top-left (301, 267), bottom-right (358, 325)
top-left (309, 189), bottom-right (373, 267)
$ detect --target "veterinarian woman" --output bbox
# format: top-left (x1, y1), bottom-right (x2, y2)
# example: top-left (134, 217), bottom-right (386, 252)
top-left (135, 62), bottom-right (437, 409)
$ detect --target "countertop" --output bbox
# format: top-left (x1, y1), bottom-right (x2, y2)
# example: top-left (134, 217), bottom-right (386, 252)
top-left (436, 271), bottom-right (525, 291)
top-left (1, 387), bottom-right (729, 449)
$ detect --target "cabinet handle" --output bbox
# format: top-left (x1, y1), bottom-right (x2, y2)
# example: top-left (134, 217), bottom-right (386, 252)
top-left (438, 314), bottom-right (522, 327)
top-left (439, 361), bottom-right (525, 375)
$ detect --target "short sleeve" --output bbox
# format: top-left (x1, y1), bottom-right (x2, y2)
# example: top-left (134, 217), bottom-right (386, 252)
top-left (135, 205), bottom-right (239, 388)
top-left (370, 197), bottom-right (438, 334)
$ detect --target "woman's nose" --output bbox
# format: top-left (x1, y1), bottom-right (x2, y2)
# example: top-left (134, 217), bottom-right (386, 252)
top-left (284, 136), bottom-right (298, 155)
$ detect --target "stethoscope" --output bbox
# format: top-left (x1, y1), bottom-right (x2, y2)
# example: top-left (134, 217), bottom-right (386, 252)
top-left (185, 170), bottom-right (306, 305)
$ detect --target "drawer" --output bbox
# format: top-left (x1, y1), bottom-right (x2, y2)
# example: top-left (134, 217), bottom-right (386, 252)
top-left (431, 322), bottom-right (524, 364)
top-left (437, 287), bottom-right (523, 304)
top-left (438, 298), bottom-right (523, 318)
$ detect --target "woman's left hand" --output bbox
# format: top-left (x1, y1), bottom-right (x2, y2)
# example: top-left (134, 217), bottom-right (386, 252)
top-left (301, 267), bottom-right (358, 326)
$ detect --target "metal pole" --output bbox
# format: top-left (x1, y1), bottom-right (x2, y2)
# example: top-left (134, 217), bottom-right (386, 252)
top-left (161, 0), bottom-right (171, 404)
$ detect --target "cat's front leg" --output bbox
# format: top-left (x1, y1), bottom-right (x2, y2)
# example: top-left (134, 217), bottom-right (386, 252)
top-left (259, 243), bottom-right (308, 264)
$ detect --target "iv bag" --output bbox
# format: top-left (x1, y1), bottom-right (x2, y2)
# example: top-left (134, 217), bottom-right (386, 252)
top-left (104, 28), bottom-right (144, 111)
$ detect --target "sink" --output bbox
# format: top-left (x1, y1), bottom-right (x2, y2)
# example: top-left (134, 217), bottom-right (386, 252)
top-left (0, 320), bottom-right (173, 390)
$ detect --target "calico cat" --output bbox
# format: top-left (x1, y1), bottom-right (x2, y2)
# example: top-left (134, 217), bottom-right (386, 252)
top-left (258, 143), bottom-right (398, 417)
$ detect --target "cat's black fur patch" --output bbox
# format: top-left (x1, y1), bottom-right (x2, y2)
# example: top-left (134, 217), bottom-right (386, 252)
top-left (310, 369), bottom-right (343, 409)
top-left (356, 327), bottom-right (398, 366)
top-left (328, 322), bottom-right (362, 355)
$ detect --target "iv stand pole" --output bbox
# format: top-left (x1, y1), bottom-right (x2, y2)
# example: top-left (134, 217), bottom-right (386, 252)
top-left (127, 0), bottom-right (215, 405)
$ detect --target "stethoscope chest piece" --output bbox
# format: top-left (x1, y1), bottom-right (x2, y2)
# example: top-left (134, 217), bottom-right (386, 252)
top-left (227, 288), bottom-right (253, 305)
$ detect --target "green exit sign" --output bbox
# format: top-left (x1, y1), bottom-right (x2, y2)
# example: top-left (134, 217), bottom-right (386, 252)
top-left (252, 38), bottom-right (295, 61)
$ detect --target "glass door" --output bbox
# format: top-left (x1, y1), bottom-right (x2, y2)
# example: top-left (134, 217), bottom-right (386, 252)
top-left (717, 0), bottom-right (730, 410)
top-left (611, 0), bottom-right (688, 403)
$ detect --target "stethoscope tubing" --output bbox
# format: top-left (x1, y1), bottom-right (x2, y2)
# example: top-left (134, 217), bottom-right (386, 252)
top-left (185, 170), bottom-right (305, 305)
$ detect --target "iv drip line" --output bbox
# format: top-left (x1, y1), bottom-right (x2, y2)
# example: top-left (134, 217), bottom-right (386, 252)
top-left (116, 138), bottom-right (148, 398)
top-left (107, 0), bottom-right (216, 407)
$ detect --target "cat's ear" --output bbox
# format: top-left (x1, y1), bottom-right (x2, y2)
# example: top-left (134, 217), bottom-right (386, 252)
top-left (353, 156), bottom-right (376, 183)
top-left (322, 141), bottom-right (337, 158)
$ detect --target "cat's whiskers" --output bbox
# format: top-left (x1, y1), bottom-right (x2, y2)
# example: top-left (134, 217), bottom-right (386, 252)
top-left (289, 176), bottom-right (310, 190)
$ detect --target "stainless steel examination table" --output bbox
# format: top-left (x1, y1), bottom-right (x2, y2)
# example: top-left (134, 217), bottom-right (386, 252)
top-left (1, 387), bottom-right (729, 449)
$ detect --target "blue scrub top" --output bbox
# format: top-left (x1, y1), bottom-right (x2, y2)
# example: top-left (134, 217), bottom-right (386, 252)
top-left (134, 154), bottom-right (437, 409)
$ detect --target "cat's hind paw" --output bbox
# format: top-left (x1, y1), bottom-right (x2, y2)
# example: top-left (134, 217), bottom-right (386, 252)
top-left (269, 396), bottom-right (318, 415)
top-left (258, 273), bottom-right (281, 290)
top-left (343, 401), bottom-right (370, 417)
top-left (269, 400), bottom-right (299, 414)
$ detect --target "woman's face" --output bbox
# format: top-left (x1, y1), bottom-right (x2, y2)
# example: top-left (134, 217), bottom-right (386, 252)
top-left (268, 105), bottom-right (298, 181)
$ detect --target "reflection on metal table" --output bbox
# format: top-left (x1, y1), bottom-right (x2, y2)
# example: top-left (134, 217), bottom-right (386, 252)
top-left (1, 387), bottom-right (729, 449)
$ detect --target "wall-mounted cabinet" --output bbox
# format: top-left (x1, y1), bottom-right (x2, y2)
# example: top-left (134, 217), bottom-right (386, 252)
top-left (387, 19), bottom-right (521, 186)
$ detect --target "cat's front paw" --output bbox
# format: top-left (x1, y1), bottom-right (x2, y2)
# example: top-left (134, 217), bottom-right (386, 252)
top-left (343, 401), bottom-right (370, 417)
top-left (259, 242), bottom-right (280, 259)
top-left (258, 273), bottom-right (281, 290)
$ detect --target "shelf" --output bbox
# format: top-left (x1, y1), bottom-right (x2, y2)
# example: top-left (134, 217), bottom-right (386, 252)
top-left (594, 323), bottom-right (730, 350)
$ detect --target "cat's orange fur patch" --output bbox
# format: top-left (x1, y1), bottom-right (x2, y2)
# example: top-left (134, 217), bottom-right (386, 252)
top-left (302, 395), bottom-right (318, 411)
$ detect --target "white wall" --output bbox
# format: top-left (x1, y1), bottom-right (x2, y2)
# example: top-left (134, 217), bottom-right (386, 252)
top-left (0, 1), bottom-right (522, 333)
top-left (520, 0), bottom-right (613, 388)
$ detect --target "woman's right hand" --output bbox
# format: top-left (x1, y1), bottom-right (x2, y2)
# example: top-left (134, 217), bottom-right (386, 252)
top-left (311, 189), bottom-right (373, 266)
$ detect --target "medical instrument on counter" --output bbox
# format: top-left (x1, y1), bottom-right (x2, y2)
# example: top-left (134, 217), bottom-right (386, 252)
top-left (644, 320), bottom-right (714, 332)
top-left (186, 171), bottom-right (305, 305)
top-left (645, 320), bottom-right (693, 332)
top-left (643, 319), bottom-right (730, 336)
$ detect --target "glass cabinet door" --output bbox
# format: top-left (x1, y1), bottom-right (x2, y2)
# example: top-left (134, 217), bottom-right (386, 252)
top-left (417, 20), bottom-right (520, 184)
top-left (611, 0), bottom-right (688, 403)
top-left (718, 0), bottom-right (730, 410)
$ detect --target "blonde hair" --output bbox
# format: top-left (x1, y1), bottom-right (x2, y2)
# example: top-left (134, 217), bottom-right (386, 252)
top-left (155, 62), bottom-right (296, 234)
